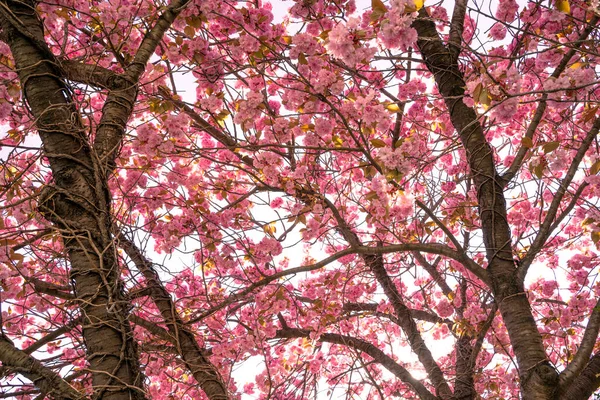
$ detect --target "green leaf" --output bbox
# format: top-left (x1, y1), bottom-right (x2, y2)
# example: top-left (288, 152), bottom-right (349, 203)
top-left (521, 137), bottom-right (534, 148)
top-left (542, 141), bottom-right (560, 154)
top-left (371, 0), bottom-right (388, 20)
top-left (298, 53), bottom-right (308, 65)
top-left (591, 160), bottom-right (600, 175)
top-left (370, 138), bottom-right (387, 148)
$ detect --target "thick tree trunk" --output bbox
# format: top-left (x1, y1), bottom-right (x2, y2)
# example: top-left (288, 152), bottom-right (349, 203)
top-left (413, 10), bottom-right (558, 399)
top-left (559, 353), bottom-right (600, 400)
top-left (0, 1), bottom-right (146, 399)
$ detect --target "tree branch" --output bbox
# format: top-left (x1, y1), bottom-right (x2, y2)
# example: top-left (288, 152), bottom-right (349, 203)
top-left (60, 60), bottom-right (119, 89)
top-left (25, 277), bottom-right (74, 300)
top-left (412, 7), bottom-right (557, 396)
top-left (187, 242), bottom-right (485, 324)
top-left (157, 87), bottom-right (255, 166)
top-left (116, 232), bottom-right (229, 400)
top-left (415, 200), bottom-right (487, 285)
top-left (365, 254), bottom-right (453, 398)
top-left (296, 296), bottom-right (454, 326)
top-left (519, 116), bottom-right (600, 280)
top-left (0, 1), bottom-right (147, 397)
top-left (413, 253), bottom-right (453, 296)
top-left (0, 335), bottom-right (85, 400)
top-left (559, 297), bottom-right (600, 389)
top-left (129, 315), bottom-right (175, 344)
top-left (275, 327), bottom-right (437, 400)
top-left (447, 0), bottom-right (467, 62)
top-left (23, 319), bottom-right (80, 355)
top-left (501, 16), bottom-right (599, 185)
top-left (125, 0), bottom-right (189, 82)
top-left (94, 0), bottom-right (192, 172)
top-left (559, 352), bottom-right (600, 400)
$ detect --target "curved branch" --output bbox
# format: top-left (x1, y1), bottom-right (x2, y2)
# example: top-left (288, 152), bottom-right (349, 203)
top-left (275, 328), bottom-right (437, 400)
top-left (125, 0), bottom-right (190, 82)
top-left (413, 253), bottom-right (453, 296)
top-left (367, 243), bottom-right (489, 286)
top-left (129, 315), bottom-right (175, 344)
top-left (519, 116), bottom-right (600, 279)
top-left (559, 353), bottom-right (600, 400)
top-left (25, 277), bottom-right (74, 300)
top-left (559, 298), bottom-right (600, 389)
top-left (365, 254), bottom-right (453, 398)
top-left (157, 87), bottom-right (255, 166)
top-left (23, 318), bottom-right (80, 355)
top-left (0, 335), bottom-right (85, 400)
top-left (501, 16), bottom-right (599, 185)
top-left (414, 200), bottom-right (488, 285)
top-left (117, 233), bottom-right (229, 400)
top-left (60, 60), bottom-right (118, 89)
top-left (187, 242), bottom-right (484, 324)
top-left (297, 296), bottom-right (454, 326)
top-left (94, 0), bottom-right (192, 171)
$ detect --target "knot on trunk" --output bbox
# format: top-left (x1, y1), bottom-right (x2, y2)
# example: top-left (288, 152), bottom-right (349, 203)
top-left (38, 185), bottom-right (65, 224)
top-left (37, 184), bottom-right (87, 229)
top-left (536, 362), bottom-right (559, 386)
top-left (521, 360), bottom-right (559, 396)
top-left (108, 74), bottom-right (137, 91)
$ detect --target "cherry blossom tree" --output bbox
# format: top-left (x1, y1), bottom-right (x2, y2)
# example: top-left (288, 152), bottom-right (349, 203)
top-left (0, 0), bottom-right (599, 398)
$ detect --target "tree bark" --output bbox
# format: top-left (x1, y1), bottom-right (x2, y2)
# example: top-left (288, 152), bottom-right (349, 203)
top-left (412, 9), bottom-right (558, 399)
top-left (0, 335), bottom-right (85, 400)
top-left (0, 1), bottom-right (146, 399)
top-left (559, 353), bottom-right (600, 400)
top-left (118, 234), bottom-right (229, 399)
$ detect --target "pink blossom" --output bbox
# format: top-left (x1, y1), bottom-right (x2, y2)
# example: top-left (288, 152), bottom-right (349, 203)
top-left (489, 23), bottom-right (507, 40)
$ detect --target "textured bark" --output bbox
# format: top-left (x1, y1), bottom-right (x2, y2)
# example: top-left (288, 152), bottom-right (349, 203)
top-left (453, 336), bottom-right (474, 400)
top-left (412, 9), bottom-right (558, 399)
top-left (0, 1), bottom-right (145, 399)
top-left (559, 353), bottom-right (600, 400)
top-left (119, 234), bottom-right (229, 399)
top-left (0, 335), bottom-right (85, 400)
top-left (366, 254), bottom-right (453, 399)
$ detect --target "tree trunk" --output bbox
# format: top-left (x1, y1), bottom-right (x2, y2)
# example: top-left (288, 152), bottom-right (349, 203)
top-left (0, 1), bottom-right (146, 399)
top-left (413, 9), bottom-right (558, 399)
